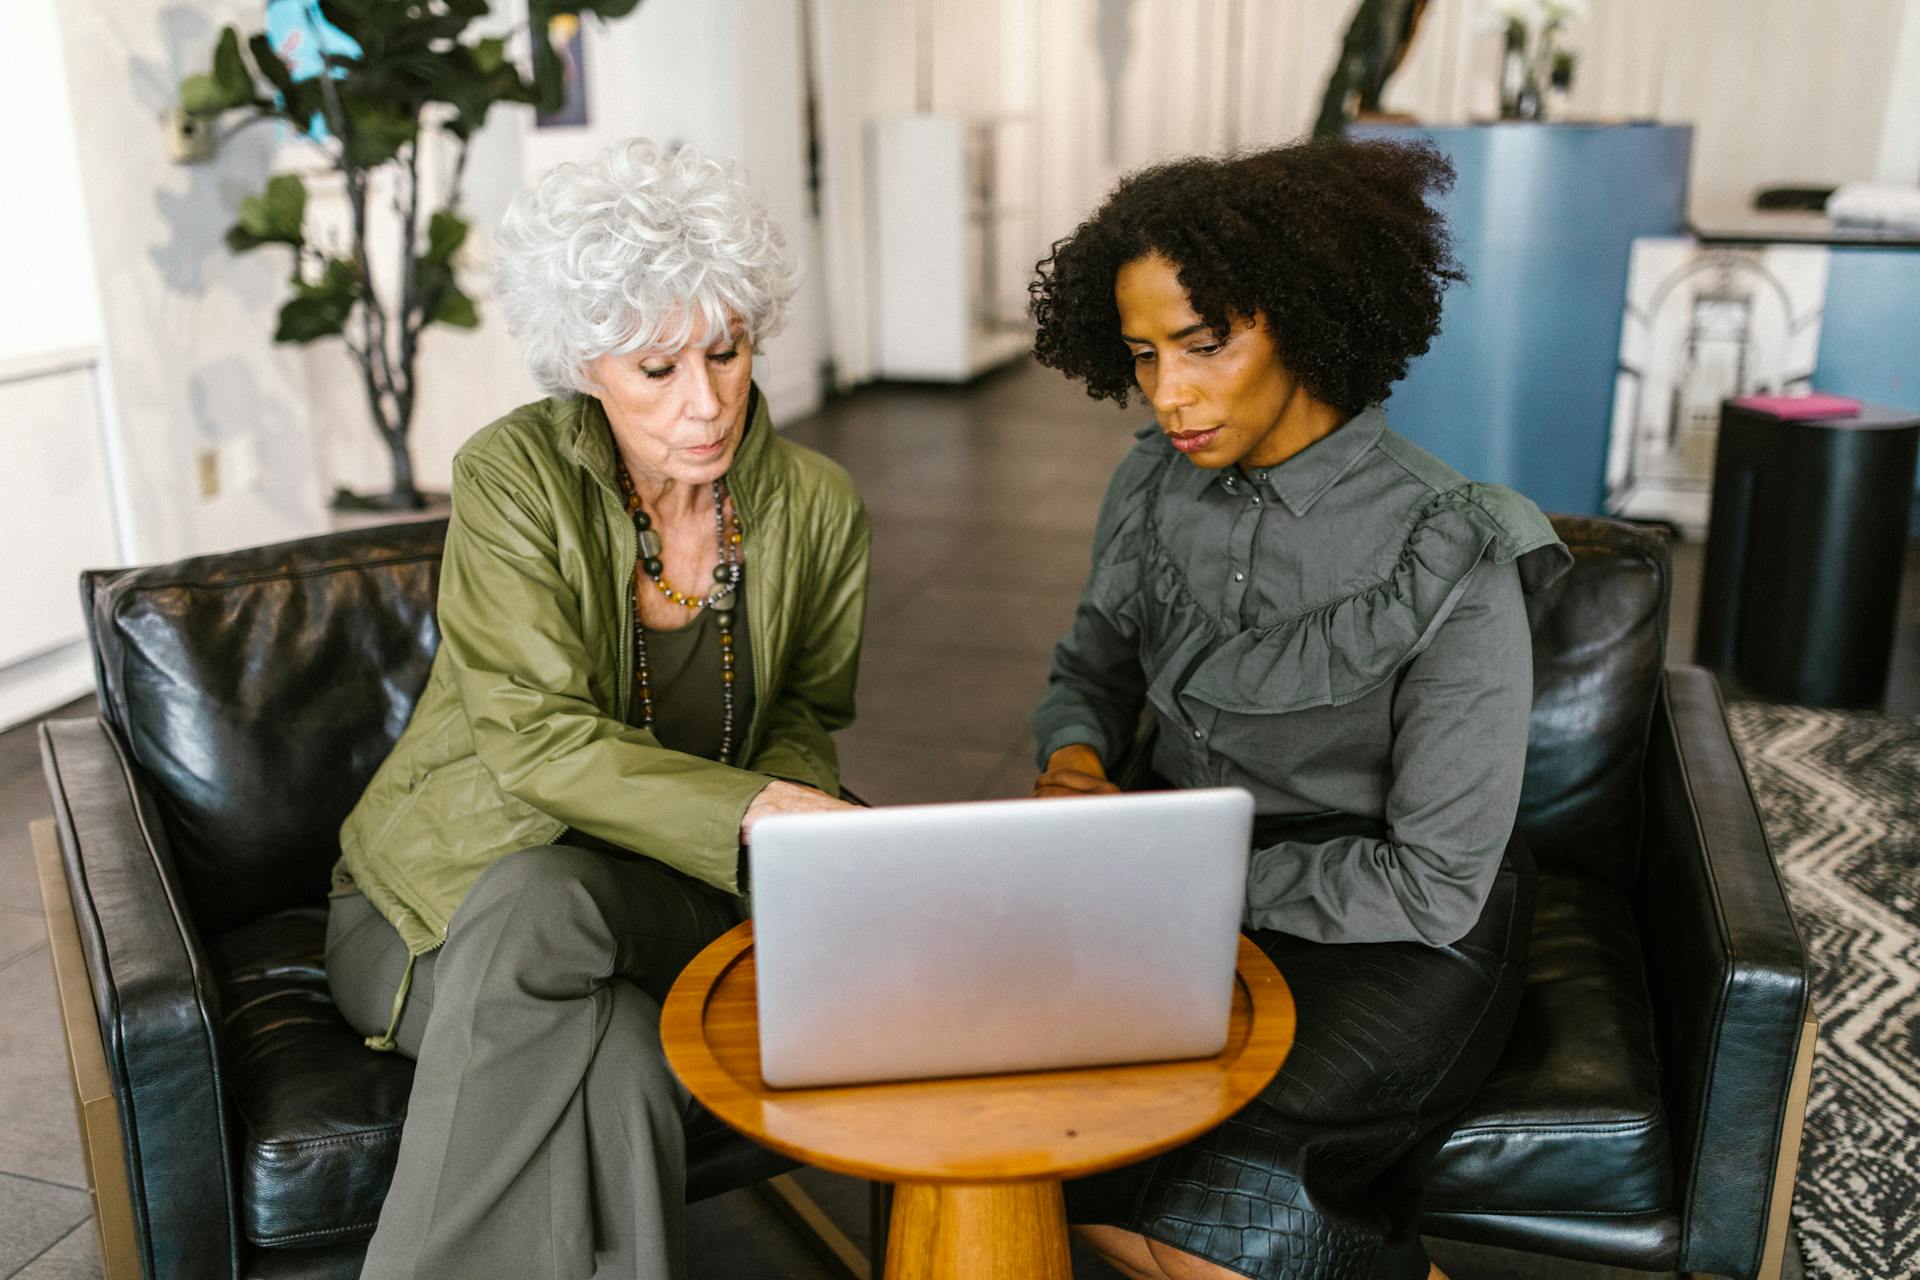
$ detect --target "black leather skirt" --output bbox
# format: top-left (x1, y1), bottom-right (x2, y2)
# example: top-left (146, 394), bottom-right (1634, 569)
top-left (1065, 817), bottom-right (1538, 1280)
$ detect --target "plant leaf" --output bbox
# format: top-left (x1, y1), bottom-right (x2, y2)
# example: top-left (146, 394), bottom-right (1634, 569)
top-left (342, 97), bottom-right (418, 167)
top-left (180, 26), bottom-right (265, 115)
top-left (432, 285), bottom-right (479, 329)
top-left (179, 74), bottom-right (230, 116)
top-left (276, 294), bottom-right (352, 343)
top-left (424, 211), bottom-right (468, 265)
top-left (247, 32), bottom-right (297, 100)
top-left (471, 35), bottom-right (508, 74)
top-left (317, 0), bottom-right (391, 55)
top-left (212, 27), bottom-right (257, 101)
top-left (275, 257), bottom-right (361, 344)
top-left (529, 17), bottom-right (566, 115)
top-left (232, 174), bottom-right (308, 249)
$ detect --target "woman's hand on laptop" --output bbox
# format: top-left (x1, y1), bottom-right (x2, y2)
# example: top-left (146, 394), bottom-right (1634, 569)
top-left (1033, 744), bottom-right (1122, 799)
top-left (741, 780), bottom-right (857, 843)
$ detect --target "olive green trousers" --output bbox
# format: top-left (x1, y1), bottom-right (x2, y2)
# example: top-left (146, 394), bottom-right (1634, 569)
top-left (326, 844), bottom-right (738, 1280)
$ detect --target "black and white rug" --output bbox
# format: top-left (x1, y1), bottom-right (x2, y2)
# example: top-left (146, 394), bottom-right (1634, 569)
top-left (1726, 702), bottom-right (1920, 1280)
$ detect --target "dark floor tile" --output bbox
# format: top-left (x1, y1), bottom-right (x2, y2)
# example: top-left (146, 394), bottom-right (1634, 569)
top-left (12, 1219), bottom-right (101, 1280)
top-left (850, 648), bottom-right (1043, 757)
top-left (686, 1185), bottom-right (839, 1280)
top-left (0, 908), bottom-right (47, 972)
top-left (0, 770), bottom-right (58, 918)
top-left (834, 728), bottom-right (1010, 807)
top-left (861, 580), bottom-right (1079, 664)
top-left (862, 518), bottom-right (1099, 625)
top-left (976, 750), bottom-right (1044, 801)
top-left (0, 1173), bottom-right (90, 1276)
top-left (859, 483), bottom-right (1110, 535)
top-left (0, 945), bottom-right (88, 1188)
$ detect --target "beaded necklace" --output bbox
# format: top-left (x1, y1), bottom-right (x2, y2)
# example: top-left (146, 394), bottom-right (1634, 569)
top-left (616, 461), bottom-right (744, 764)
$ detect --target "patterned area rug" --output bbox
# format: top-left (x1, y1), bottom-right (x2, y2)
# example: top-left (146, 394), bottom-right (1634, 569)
top-left (1726, 702), bottom-right (1920, 1280)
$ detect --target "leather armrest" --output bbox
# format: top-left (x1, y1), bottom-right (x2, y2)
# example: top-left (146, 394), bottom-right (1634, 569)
top-left (1637, 667), bottom-right (1809, 1280)
top-left (40, 716), bottom-right (239, 1280)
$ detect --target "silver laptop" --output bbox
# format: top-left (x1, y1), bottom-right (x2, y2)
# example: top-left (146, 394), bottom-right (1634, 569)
top-left (749, 788), bottom-right (1254, 1088)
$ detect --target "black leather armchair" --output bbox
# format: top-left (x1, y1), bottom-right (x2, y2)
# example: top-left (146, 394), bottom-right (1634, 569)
top-left (1108, 515), bottom-right (1814, 1279)
top-left (1415, 515), bottom-right (1814, 1279)
top-left (35, 520), bottom-right (861, 1280)
top-left (36, 513), bottom-right (1812, 1280)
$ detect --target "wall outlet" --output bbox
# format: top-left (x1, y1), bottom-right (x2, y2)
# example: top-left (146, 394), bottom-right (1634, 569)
top-left (196, 448), bottom-right (220, 500)
top-left (167, 108), bottom-right (217, 165)
top-left (219, 434), bottom-right (261, 496)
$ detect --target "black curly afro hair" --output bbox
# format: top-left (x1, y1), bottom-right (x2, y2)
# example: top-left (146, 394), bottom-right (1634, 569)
top-left (1029, 136), bottom-right (1464, 417)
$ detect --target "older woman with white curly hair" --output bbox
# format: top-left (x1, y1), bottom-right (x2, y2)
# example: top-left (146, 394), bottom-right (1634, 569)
top-left (325, 137), bottom-right (870, 1279)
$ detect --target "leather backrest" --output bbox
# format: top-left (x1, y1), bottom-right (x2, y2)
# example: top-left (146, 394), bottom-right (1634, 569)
top-left (83, 521), bottom-right (447, 935)
top-left (1517, 515), bottom-right (1671, 886)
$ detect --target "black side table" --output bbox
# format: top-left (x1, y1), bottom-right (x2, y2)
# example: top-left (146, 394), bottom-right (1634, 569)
top-left (1696, 399), bottom-right (1920, 707)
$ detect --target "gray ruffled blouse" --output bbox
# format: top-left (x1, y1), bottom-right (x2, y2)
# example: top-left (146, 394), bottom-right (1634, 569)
top-left (1033, 406), bottom-right (1572, 946)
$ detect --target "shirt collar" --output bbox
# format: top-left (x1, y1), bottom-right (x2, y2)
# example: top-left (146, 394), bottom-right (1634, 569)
top-left (1218, 405), bottom-right (1386, 517)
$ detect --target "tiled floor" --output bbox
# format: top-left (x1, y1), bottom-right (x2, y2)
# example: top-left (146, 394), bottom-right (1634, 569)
top-left (0, 357), bottom-right (1867, 1277)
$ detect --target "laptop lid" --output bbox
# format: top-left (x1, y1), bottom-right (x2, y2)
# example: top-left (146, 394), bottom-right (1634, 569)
top-left (749, 788), bottom-right (1254, 1088)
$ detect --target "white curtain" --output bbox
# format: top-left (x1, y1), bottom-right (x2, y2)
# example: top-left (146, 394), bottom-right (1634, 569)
top-left (805, 0), bottom-right (1920, 392)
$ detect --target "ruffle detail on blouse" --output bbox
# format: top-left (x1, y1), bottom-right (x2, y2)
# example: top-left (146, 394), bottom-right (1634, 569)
top-left (1116, 479), bottom-right (1571, 721)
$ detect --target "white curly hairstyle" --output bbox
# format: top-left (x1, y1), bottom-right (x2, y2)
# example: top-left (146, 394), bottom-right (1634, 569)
top-left (493, 138), bottom-right (800, 396)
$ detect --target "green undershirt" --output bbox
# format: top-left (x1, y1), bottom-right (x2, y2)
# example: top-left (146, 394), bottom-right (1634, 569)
top-left (630, 581), bottom-right (757, 764)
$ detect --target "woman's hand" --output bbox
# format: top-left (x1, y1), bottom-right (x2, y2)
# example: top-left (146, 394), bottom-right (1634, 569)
top-left (741, 779), bottom-right (857, 843)
top-left (1033, 743), bottom-right (1122, 799)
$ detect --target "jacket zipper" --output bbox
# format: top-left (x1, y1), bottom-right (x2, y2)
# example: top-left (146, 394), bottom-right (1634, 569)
top-left (731, 482), bottom-right (763, 764)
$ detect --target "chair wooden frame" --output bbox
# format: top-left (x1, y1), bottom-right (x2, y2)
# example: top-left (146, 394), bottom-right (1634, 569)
top-left (1750, 1013), bottom-right (1819, 1280)
top-left (33, 818), bottom-right (141, 1280)
top-left (31, 816), bottom-right (877, 1280)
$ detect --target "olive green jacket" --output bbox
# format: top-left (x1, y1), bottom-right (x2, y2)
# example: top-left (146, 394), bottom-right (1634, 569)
top-left (338, 388), bottom-right (869, 956)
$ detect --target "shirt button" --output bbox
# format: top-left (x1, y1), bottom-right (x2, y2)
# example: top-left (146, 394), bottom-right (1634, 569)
top-left (1233, 571), bottom-right (1245, 582)
top-left (1191, 728), bottom-right (1204, 740)
top-left (1251, 495), bottom-right (1262, 505)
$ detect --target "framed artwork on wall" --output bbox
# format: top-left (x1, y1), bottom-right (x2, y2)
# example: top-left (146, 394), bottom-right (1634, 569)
top-left (1606, 237), bottom-right (1829, 535)
top-left (535, 14), bottom-right (589, 128)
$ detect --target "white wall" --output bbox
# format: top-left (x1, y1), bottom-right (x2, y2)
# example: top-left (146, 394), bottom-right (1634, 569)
top-left (0, 0), bottom-right (129, 721)
top-left (44, 0), bottom-right (820, 547)
top-left (52, 0), bottom-right (331, 563)
top-left (31, 0), bottom-right (1916, 562)
top-left (312, 0), bottom-right (825, 496)
top-left (0, 0), bottom-right (104, 365)
top-left (807, 0), bottom-right (1920, 375)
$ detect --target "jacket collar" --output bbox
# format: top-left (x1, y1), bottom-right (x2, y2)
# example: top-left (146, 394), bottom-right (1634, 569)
top-left (568, 382), bottom-right (774, 505)
top-left (1219, 404), bottom-right (1386, 517)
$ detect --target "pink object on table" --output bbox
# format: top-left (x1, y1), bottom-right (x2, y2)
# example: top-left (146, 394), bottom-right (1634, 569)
top-left (1729, 392), bottom-right (1864, 420)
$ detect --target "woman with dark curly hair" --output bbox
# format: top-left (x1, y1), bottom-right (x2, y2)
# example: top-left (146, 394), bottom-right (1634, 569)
top-left (1027, 136), bottom-right (1571, 1280)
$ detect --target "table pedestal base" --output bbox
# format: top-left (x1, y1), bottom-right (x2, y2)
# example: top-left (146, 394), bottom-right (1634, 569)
top-left (885, 1179), bottom-right (1072, 1279)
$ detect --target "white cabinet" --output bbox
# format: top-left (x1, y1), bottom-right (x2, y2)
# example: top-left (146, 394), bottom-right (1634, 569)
top-left (868, 114), bottom-right (1034, 381)
top-left (0, 350), bottom-right (122, 724)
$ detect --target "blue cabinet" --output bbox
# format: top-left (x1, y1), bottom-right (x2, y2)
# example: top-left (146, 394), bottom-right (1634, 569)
top-left (1354, 123), bottom-right (1693, 516)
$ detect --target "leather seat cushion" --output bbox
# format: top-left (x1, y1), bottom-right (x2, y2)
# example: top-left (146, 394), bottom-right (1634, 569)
top-left (213, 907), bottom-right (797, 1248)
top-left (1424, 871), bottom-right (1674, 1217)
top-left (213, 907), bottom-right (414, 1248)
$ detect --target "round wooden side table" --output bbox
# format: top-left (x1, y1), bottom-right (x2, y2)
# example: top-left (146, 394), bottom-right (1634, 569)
top-left (661, 922), bottom-right (1295, 1280)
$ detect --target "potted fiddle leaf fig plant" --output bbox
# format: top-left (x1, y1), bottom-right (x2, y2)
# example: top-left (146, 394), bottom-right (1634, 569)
top-left (179, 0), bottom-right (642, 510)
